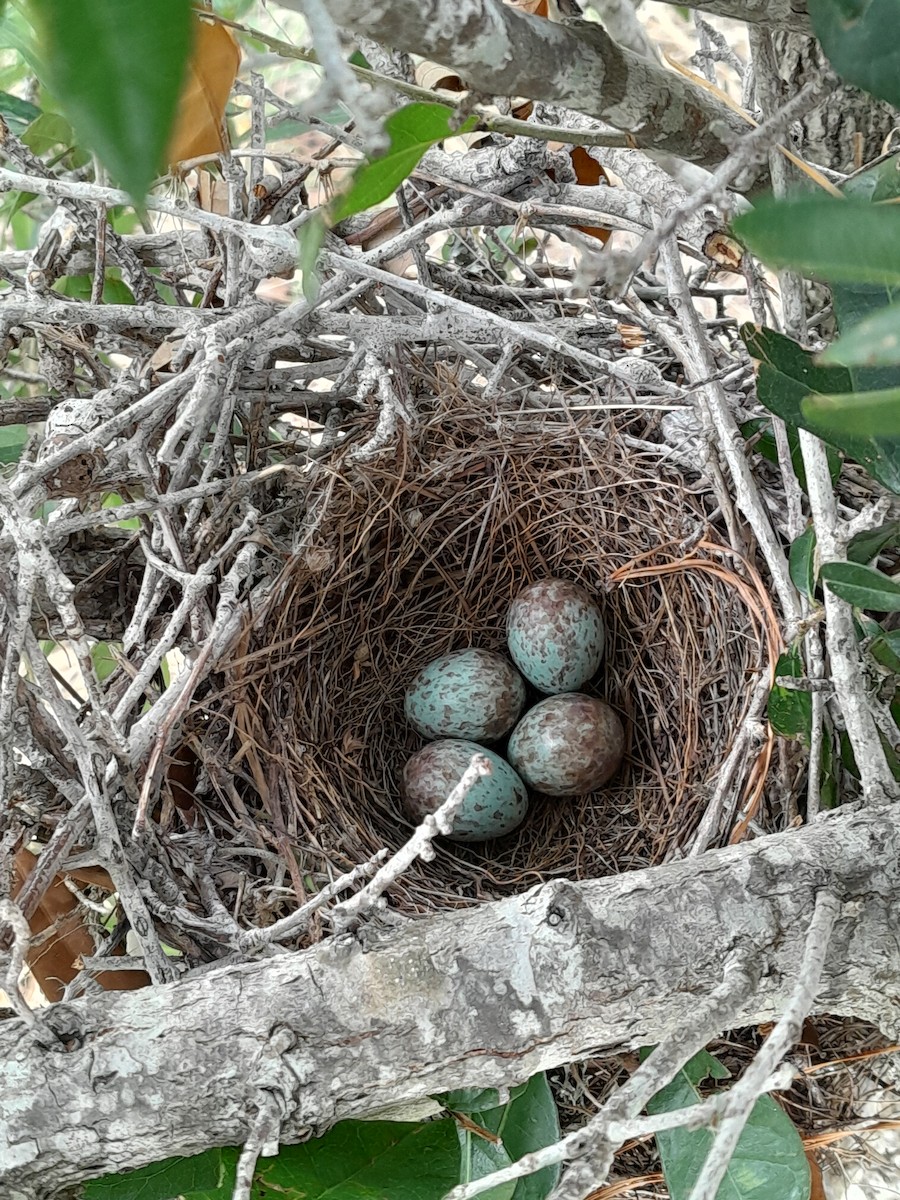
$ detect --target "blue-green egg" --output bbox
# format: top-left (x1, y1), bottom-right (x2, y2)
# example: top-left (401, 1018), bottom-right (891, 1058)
top-left (507, 579), bottom-right (605, 694)
top-left (404, 649), bottom-right (526, 742)
top-left (401, 740), bottom-right (529, 841)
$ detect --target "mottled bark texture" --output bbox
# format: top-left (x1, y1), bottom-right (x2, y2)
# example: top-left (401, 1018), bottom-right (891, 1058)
top-left (660, 0), bottom-right (811, 31)
top-left (3, 803), bottom-right (900, 1200)
top-left (769, 33), bottom-right (899, 174)
top-left (284, 0), bottom-right (753, 174)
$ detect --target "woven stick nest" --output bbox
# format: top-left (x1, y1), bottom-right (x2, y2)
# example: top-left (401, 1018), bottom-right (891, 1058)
top-left (195, 395), bottom-right (771, 924)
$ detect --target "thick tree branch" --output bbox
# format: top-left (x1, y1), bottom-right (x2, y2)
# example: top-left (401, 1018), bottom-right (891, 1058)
top-left (291, 0), bottom-right (757, 178)
top-left (3, 803), bottom-right (900, 1199)
top-left (656, 0), bottom-right (810, 31)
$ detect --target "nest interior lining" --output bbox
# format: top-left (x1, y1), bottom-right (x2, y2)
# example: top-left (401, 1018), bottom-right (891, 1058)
top-left (196, 400), bottom-right (765, 922)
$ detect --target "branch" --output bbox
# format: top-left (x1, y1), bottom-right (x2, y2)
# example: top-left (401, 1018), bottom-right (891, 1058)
top-left (656, 0), bottom-right (810, 30)
top-left (2, 803), bottom-right (898, 1198)
top-left (287, 0), bottom-right (756, 177)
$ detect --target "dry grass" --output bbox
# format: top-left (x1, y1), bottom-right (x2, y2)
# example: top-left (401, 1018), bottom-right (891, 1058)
top-left (187, 376), bottom-right (769, 929)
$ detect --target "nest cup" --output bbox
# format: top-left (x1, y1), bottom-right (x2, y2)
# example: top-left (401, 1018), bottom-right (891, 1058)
top-left (198, 400), bottom-right (766, 923)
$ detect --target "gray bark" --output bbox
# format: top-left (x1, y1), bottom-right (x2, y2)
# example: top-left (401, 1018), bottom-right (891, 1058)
top-left (3, 802), bottom-right (900, 1200)
top-left (285, 0), bottom-right (754, 176)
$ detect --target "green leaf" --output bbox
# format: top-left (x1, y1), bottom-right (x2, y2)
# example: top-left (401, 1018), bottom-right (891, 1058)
top-left (21, 110), bottom-right (75, 156)
top-left (0, 4), bottom-right (43, 74)
top-left (738, 417), bottom-right (839, 493)
top-left (91, 641), bottom-right (121, 683)
top-left (458, 1125), bottom-right (516, 1200)
top-left (733, 196), bottom-right (900, 285)
top-left (869, 629), bottom-right (900, 673)
top-left (820, 302), bottom-right (900, 367)
top-left (646, 1048), bottom-right (809, 1200)
top-left (769, 645), bottom-right (813, 743)
top-left (440, 1085), bottom-right (528, 1114)
top-left (253, 1120), bottom-right (461, 1200)
top-left (298, 212), bottom-right (326, 304)
top-left (819, 736), bottom-right (839, 810)
top-left (100, 491), bottom-right (141, 530)
top-left (820, 561), bottom-right (900, 611)
top-left (499, 1074), bottom-right (560, 1200)
top-left (83, 1147), bottom-right (235, 1200)
top-left (0, 89), bottom-right (40, 132)
top-left (809, 0), bottom-right (900, 109)
top-left (847, 520), bottom-right (900, 564)
top-left (467, 1074), bottom-right (561, 1200)
top-left (742, 323), bottom-right (900, 493)
top-left (789, 525), bottom-right (817, 599)
top-left (331, 103), bottom-right (477, 222)
top-left (27, 0), bottom-right (194, 198)
top-left (802, 387), bottom-right (900, 438)
top-left (53, 273), bottom-right (135, 304)
top-left (0, 423), bottom-right (27, 464)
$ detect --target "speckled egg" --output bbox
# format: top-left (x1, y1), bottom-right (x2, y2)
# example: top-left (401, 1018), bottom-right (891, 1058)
top-left (506, 579), bottom-right (605, 694)
top-left (507, 693), bottom-right (624, 796)
top-left (402, 740), bottom-right (529, 842)
top-left (404, 649), bottom-right (526, 742)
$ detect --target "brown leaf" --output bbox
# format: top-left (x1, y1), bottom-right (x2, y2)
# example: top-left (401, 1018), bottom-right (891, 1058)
top-left (13, 848), bottom-right (149, 1000)
top-left (167, 17), bottom-right (241, 166)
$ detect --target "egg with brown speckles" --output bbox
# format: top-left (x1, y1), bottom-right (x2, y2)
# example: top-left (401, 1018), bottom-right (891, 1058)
top-left (507, 693), bottom-right (624, 796)
top-left (401, 740), bottom-right (529, 841)
top-left (404, 649), bottom-right (526, 742)
top-left (506, 579), bottom-right (605, 694)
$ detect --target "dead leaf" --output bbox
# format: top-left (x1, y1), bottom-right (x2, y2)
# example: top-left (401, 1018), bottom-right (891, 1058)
top-left (167, 16), bottom-right (241, 166)
top-left (13, 848), bottom-right (149, 1000)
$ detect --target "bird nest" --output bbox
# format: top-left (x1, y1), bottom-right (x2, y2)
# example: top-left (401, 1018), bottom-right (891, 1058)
top-left (193, 394), bottom-right (772, 926)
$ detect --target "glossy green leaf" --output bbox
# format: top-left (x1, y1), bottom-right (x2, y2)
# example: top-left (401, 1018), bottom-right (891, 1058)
top-left (253, 1120), bottom-right (461, 1200)
top-left (820, 561), bottom-right (900, 611)
top-left (734, 197), bottom-right (900, 285)
top-left (742, 323), bottom-right (900, 493)
top-left (646, 1048), bottom-right (809, 1200)
top-left (27, 0), bottom-right (194, 198)
top-left (83, 1147), bottom-right (235, 1200)
top-left (0, 423), bottom-right (27, 464)
top-left (820, 302), bottom-right (900, 367)
top-left (789, 526), bottom-right (817, 598)
top-left (847, 520), bottom-right (900, 564)
top-left (331, 103), bottom-right (477, 222)
top-left (468, 1073), bottom-right (561, 1200)
top-left (769, 645), bottom-right (813, 743)
top-left (809, 0), bottom-right (900, 109)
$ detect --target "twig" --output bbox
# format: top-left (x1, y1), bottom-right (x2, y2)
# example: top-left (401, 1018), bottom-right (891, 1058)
top-left (0, 167), bottom-right (297, 275)
top-left (656, 238), bottom-right (801, 630)
top-left (686, 890), bottom-right (840, 1200)
top-left (0, 900), bottom-right (56, 1043)
top-left (330, 754), bottom-right (493, 929)
top-left (237, 853), bottom-right (390, 951)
